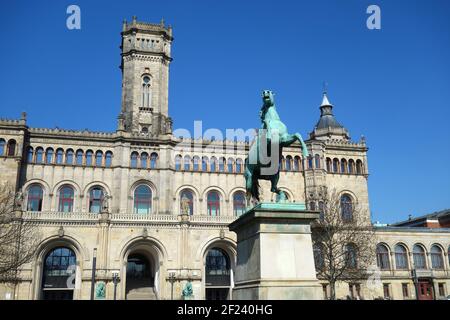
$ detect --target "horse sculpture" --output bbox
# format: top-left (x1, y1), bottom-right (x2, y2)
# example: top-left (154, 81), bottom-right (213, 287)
top-left (245, 90), bottom-right (309, 206)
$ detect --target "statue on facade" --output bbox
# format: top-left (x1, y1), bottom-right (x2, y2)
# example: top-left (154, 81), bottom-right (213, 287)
top-left (180, 194), bottom-right (191, 215)
top-left (244, 90), bottom-right (309, 206)
top-left (95, 281), bottom-right (106, 299)
top-left (182, 281), bottom-right (193, 299)
top-left (14, 188), bottom-right (24, 210)
top-left (101, 192), bottom-right (110, 213)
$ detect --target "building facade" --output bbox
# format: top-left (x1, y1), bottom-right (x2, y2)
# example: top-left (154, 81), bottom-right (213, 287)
top-left (0, 18), bottom-right (449, 300)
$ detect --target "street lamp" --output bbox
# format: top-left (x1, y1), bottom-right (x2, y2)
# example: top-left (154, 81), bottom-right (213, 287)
top-left (168, 272), bottom-right (176, 300)
top-left (90, 248), bottom-right (97, 300)
top-left (112, 271), bottom-right (120, 300)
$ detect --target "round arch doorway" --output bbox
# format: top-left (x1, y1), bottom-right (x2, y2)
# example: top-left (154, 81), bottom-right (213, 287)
top-left (205, 247), bottom-right (232, 300)
top-left (41, 247), bottom-right (76, 300)
top-left (125, 253), bottom-right (156, 300)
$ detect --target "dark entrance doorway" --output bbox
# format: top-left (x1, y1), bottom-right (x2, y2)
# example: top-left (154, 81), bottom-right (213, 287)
top-left (41, 247), bottom-right (76, 300)
top-left (417, 280), bottom-right (433, 300)
top-left (205, 248), bottom-right (231, 300)
top-left (126, 253), bottom-right (155, 300)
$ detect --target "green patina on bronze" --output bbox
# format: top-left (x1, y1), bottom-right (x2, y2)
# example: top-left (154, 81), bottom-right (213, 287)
top-left (245, 90), bottom-right (309, 206)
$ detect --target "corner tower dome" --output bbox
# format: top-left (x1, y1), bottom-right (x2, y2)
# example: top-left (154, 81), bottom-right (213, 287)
top-left (309, 92), bottom-right (350, 141)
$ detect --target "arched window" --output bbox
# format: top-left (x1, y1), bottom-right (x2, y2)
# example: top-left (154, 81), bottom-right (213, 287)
top-left (7, 140), bottom-right (16, 156)
top-left (294, 156), bottom-right (301, 171)
top-left (66, 149), bottom-right (74, 165)
top-left (202, 156), bottom-right (208, 172)
top-left (141, 75), bottom-right (151, 109)
top-left (376, 244), bottom-right (391, 270)
top-left (0, 139), bottom-right (5, 156)
top-left (76, 150), bottom-right (83, 165)
top-left (394, 244), bottom-right (409, 270)
top-left (95, 151), bottom-right (103, 167)
top-left (236, 158), bottom-right (243, 173)
top-left (340, 194), bottom-right (353, 222)
top-left (326, 158), bottom-right (332, 172)
top-left (175, 155), bottom-right (182, 171)
top-left (348, 159), bottom-right (355, 174)
top-left (58, 186), bottom-right (74, 212)
top-left (345, 244), bottom-right (357, 269)
top-left (45, 148), bottom-right (54, 164)
top-left (140, 152), bottom-right (148, 169)
top-left (35, 147), bottom-right (44, 164)
top-left (85, 150), bottom-right (93, 166)
top-left (413, 245), bottom-right (427, 269)
top-left (356, 160), bottom-right (363, 174)
top-left (227, 158), bottom-right (234, 173)
top-left (332, 158), bottom-right (339, 173)
top-left (285, 156), bottom-right (292, 171)
top-left (88, 187), bottom-right (104, 213)
top-left (53, 149), bottom-right (63, 164)
top-left (233, 191), bottom-right (246, 216)
top-left (180, 189), bottom-right (194, 215)
top-left (184, 155), bottom-right (191, 171)
top-left (134, 185), bottom-right (152, 214)
top-left (210, 157), bottom-right (217, 172)
top-left (105, 151), bottom-right (113, 167)
top-left (315, 154), bottom-right (321, 169)
top-left (149, 152), bottom-right (157, 168)
top-left (193, 156), bottom-right (200, 171)
top-left (42, 247), bottom-right (76, 299)
top-left (27, 184), bottom-right (43, 211)
top-left (130, 152), bottom-right (138, 168)
top-left (341, 159), bottom-right (347, 174)
top-left (307, 156), bottom-right (313, 169)
top-left (313, 243), bottom-right (325, 271)
top-left (280, 156), bottom-right (285, 171)
top-left (430, 245), bottom-right (444, 270)
top-left (27, 147), bottom-right (34, 163)
top-left (218, 157), bottom-right (225, 172)
top-left (318, 201), bottom-right (325, 221)
top-left (207, 191), bottom-right (220, 216)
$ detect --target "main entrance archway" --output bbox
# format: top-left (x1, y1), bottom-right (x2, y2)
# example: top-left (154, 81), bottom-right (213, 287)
top-left (126, 253), bottom-right (155, 299)
top-left (41, 247), bottom-right (76, 300)
top-left (205, 247), bottom-right (232, 300)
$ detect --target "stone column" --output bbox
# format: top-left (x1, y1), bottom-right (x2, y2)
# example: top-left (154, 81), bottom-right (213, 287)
top-left (229, 203), bottom-right (322, 300)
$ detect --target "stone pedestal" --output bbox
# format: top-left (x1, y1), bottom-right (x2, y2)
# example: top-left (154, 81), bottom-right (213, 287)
top-left (229, 203), bottom-right (322, 300)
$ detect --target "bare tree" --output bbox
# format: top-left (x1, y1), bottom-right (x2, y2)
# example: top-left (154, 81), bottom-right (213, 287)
top-left (311, 189), bottom-right (376, 300)
top-left (0, 182), bottom-right (40, 283)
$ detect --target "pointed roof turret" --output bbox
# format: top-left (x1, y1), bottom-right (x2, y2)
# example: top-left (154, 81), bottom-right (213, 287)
top-left (309, 91), bottom-right (350, 140)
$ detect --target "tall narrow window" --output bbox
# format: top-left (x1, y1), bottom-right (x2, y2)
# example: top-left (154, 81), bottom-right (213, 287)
top-left (340, 194), bottom-right (353, 222)
top-left (318, 201), bottom-right (325, 221)
top-left (140, 152), bottom-right (148, 169)
top-left (27, 184), bottom-right (43, 211)
top-left (315, 154), bottom-right (321, 169)
top-left (313, 243), bottom-right (325, 271)
top-left (0, 139), bottom-right (5, 156)
top-left (210, 157), bottom-right (217, 172)
top-left (233, 191), bottom-right (246, 216)
top-left (202, 156), bottom-right (208, 172)
top-left (88, 187), bottom-right (103, 213)
top-left (236, 158), bottom-right (243, 173)
top-left (95, 151), bottom-right (103, 167)
top-left (395, 244), bottom-right (409, 270)
top-left (285, 156), bottom-right (292, 171)
top-left (105, 151), bottom-right (112, 167)
top-left (218, 157), bottom-right (225, 172)
top-left (56, 149), bottom-right (64, 164)
top-left (148, 152), bottom-right (155, 167)
top-left (7, 140), bottom-right (16, 156)
top-left (207, 191), bottom-right (220, 216)
top-left (184, 155), bottom-right (191, 171)
top-left (134, 185), bottom-right (152, 214)
top-left (348, 159), bottom-right (355, 174)
top-left (175, 155), bottom-right (182, 171)
top-left (413, 245), bottom-right (427, 269)
top-left (66, 149), bottom-right (74, 165)
top-left (141, 75), bottom-right (151, 110)
top-left (58, 186), bottom-right (74, 212)
top-left (35, 147), bottom-right (44, 164)
top-left (308, 156), bottom-right (313, 169)
top-left (332, 158), bottom-right (339, 173)
top-left (27, 147), bottom-right (34, 163)
top-left (341, 159), bottom-right (347, 174)
top-left (294, 156), bottom-right (301, 171)
top-left (227, 158), bottom-right (234, 173)
top-left (180, 189), bottom-right (194, 215)
top-left (76, 150), bottom-right (83, 165)
top-left (326, 158), bottom-right (332, 172)
top-left (356, 160), bottom-right (363, 174)
top-left (431, 245), bottom-right (444, 270)
top-left (345, 244), bottom-right (357, 269)
top-left (45, 148), bottom-right (54, 164)
top-left (130, 152), bottom-right (138, 168)
top-left (85, 150), bottom-right (93, 166)
top-left (193, 156), bottom-right (200, 171)
top-left (376, 244), bottom-right (391, 270)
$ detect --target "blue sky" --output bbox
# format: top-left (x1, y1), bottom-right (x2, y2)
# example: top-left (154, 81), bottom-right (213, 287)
top-left (0, 0), bottom-right (449, 223)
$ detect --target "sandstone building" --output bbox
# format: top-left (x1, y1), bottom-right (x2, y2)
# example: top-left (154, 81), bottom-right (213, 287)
top-left (0, 18), bottom-right (449, 300)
